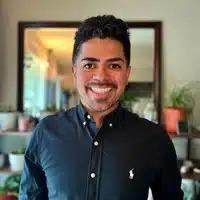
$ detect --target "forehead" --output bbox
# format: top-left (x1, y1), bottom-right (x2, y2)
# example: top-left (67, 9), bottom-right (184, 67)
top-left (79, 38), bottom-right (125, 58)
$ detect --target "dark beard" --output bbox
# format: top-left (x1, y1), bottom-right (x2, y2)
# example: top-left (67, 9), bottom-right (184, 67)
top-left (87, 99), bottom-right (119, 112)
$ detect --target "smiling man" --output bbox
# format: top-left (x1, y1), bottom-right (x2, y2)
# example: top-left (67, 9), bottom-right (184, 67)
top-left (19, 15), bottom-right (183, 200)
top-left (73, 37), bottom-right (130, 128)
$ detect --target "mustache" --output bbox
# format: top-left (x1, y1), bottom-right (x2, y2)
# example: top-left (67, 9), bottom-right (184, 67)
top-left (85, 81), bottom-right (117, 88)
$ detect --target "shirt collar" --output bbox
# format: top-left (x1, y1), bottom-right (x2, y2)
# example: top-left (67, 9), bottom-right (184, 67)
top-left (77, 102), bottom-right (94, 123)
top-left (77, 102), bottom-right (123, 127)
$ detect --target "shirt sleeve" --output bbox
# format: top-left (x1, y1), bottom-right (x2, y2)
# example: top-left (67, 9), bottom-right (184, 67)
top-left (19, 123), bottom-right (48, 200)
top-left (150, 131), bottom-right (184, 200)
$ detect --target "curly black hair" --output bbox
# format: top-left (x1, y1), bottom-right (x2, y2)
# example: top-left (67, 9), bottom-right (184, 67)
top-left (72, 15), bottom-right (130, 66)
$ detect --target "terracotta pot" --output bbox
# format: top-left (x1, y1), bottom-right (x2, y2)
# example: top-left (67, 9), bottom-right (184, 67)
top-left (0, 196), bottom-right (18, 200)
top-left (164, 108), bottom-right (187, 134)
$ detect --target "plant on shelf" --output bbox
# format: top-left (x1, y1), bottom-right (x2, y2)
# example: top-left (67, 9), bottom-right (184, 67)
top-left (164, 84), bottom-right (195, 133)
top-left (11, 148), bottom-right (26, 155)
top-left (0, 174), bottom-right (21, 200)
top-left (9, 148), bottom-right (26, 172)
top-left (0, 104), bottom-right (17, 131)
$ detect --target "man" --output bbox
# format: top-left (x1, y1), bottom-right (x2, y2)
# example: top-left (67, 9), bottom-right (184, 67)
top-left (19, 15), bottom-right (183, 200)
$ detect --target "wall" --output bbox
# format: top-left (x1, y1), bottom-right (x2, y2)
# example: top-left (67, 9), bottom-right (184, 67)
top-left (129, 67), bottom-right (154, 82)
top-left (0, 1), bottom-right (5, 101)
top-left (0, 0), bottom-right (200, 158)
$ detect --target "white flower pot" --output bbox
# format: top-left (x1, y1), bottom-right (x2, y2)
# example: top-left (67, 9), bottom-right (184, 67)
top-left (8, 153), bottom-right (25, 171)
top-left (0, 112), bottom-right (17, 130)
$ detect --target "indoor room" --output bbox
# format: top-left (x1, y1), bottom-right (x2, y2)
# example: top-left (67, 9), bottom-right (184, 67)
top-left (0, 0), bottom-right (200, 199)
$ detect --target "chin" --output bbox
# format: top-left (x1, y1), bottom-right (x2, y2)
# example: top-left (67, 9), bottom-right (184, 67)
top-left (92, 106), bottom-right (110, 112)
top-left (90, 101), bottom-right (117, 112)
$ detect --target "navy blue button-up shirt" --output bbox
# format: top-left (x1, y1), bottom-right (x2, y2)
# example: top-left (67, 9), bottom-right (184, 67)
top-left (19, 104), bottom-right (183, 200)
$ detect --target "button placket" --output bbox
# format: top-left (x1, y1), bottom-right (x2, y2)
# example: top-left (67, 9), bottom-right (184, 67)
top-left (83, 121), bottom-right (87, 126)
top-left (86, 137), bottom-right (102, 199)
top-left (90, 173), bottom-right (96, 178)
top-left (94, 141), bottom-right (99, 146)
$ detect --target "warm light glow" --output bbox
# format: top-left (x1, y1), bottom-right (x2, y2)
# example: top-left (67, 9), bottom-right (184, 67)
top-left (41, 38), bottom-right (74, 55)
top-left (25, 27), bottom-right (77, 71)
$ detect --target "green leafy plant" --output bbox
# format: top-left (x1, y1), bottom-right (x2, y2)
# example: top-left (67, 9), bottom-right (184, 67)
top-left (0, 187), bottom-right (6, 196)
top-left (11, 148), bottom-right (26, 155)
top-left (165, 84), bottom-right (196, 127)
top-left (119, 91), bottom-right (137, 111)
top-left (165, 85), bottom-right (195, 112)
top-left (0, 174), bottom-right (21, 198)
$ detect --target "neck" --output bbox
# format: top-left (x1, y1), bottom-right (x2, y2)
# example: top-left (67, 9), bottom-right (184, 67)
top-left (81, 102), bottom-right (119, 128)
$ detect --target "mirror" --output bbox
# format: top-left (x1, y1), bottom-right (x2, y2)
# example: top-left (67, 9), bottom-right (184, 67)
top-left (17, 21), bottom-right (162, 123)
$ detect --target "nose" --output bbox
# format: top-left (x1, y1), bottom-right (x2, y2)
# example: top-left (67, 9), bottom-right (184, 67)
top-left (93, 65), bottom-right (109, 81)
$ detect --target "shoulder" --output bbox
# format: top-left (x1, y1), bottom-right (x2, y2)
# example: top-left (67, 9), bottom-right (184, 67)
top-left (122, 108), bottom-right (160, 130)
top-left (29, 106), bottom-right (78, 144)
top-left (123, 109), bottom-right (176, 160)
top-left (40, 107), bottom-right (77, 125)
top-left (122, 108), bottom-right (171, 145)
top-left (32, 107), bottom-right (77, 134)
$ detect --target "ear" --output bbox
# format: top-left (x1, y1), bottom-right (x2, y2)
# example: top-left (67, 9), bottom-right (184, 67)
top-left (126, 66), bottom-right (131, 85)
top-left (72, 66), bottom-right (76, 78)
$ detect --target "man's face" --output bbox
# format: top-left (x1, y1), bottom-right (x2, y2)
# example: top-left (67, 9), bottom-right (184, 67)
top-left (72, 38), bottom-right (131, 112)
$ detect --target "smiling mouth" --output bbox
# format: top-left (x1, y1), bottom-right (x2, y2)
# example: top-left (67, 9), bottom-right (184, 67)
top-left (89, 87), bottom-right (112, 94)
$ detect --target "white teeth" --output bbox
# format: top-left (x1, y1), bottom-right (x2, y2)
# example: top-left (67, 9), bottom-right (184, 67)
top-left (91, 87), bottom-right (111, 94)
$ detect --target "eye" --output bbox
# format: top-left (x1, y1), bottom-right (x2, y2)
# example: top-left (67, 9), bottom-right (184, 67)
top-left (83, 63), bottom-right (95, 70)
top-left (109, 64), bottom-right (121, 69)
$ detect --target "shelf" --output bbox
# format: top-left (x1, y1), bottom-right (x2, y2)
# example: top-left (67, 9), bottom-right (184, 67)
top-left (0, 129), bottom-right (32, 136)
top-left (169, 133), bottom-right (200, 139)
top-left (178, 160), bottom-right (200, 180)
top-left (182, 172), bottom-right (200, 181)
top-left (0, 167), bottom-right (21, 175)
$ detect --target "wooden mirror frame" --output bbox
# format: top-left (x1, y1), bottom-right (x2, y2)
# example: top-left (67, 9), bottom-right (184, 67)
top-left (17, 21), bottom-right (162, 124)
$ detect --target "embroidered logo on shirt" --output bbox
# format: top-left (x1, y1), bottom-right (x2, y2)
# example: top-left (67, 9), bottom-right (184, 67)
top-left (129, 168), bottom-right (135, 179)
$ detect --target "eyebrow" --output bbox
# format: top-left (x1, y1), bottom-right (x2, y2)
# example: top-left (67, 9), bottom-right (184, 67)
top-left (81, 57), bottom-right (124, 63)
top-left (81, 57), bottom-right (100, 62)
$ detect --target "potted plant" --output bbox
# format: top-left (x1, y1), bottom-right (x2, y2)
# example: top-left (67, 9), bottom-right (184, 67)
top-left (0, 174), bottom-right (21, 200)
top-left (0, 105), bottom-right (18, 131)
top-left (8, 148), bottom-right (26, 172)
top-left (0, 188), bottom-right (18, 200)
top-left (164, 84), bottom-right (195, 134)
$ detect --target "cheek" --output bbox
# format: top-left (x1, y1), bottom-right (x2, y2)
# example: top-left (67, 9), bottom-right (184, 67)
top-left (76, 73), bottom-right (90, 87)
top-left (116, 74), bottom-right (129, 88)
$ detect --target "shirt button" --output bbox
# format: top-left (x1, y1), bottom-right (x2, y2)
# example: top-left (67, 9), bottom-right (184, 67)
top-left (94, 141), bottom-right (99, 146)
top-left (87, 115), bottom-right (91, 119)
top-left (109, 123), bottom-right (113, 127)
top-left (90, 173), bottom-right (96, 178)
top-left (83, 121), bottom-right (86, 126)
